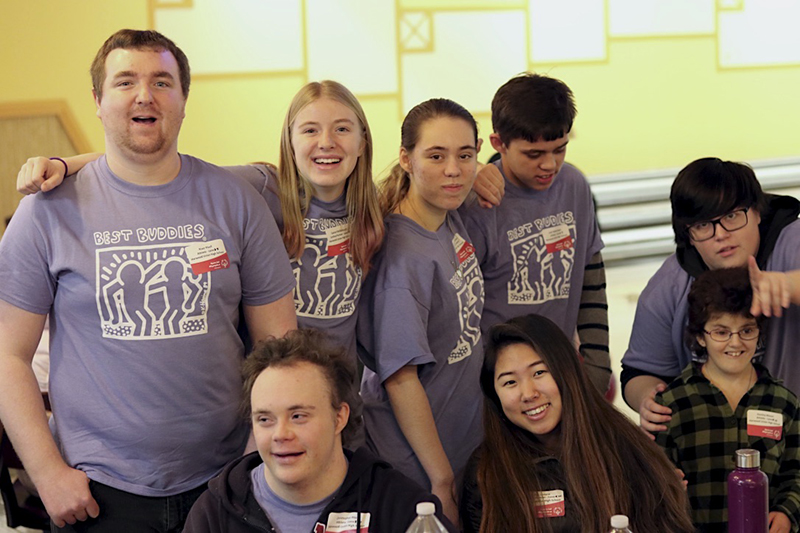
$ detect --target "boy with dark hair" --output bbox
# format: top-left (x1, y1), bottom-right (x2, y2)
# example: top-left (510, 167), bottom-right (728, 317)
top-left (654, 267), bottom-right (800, 532)
top-left (460, 73), bottom-right (610, 395)
top-left (184, 329), bottom-right (453, 533)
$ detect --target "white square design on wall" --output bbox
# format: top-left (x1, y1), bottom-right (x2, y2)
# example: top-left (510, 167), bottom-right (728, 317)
top-left (529, 0), bottom-right (606, 62)
top-left (608, 0), bottom-right (715, 36)
top-left (155, 0), bottom-right (304, 74)
top-left (306, 0), bottom-right (397, 95)
top-left (719, 0), bottom-right (800, 67)
top-left (402, 10), bottom-right (527, 114)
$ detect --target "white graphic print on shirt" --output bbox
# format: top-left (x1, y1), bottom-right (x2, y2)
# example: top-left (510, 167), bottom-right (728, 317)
top-left (97, 243), bottom-right (209, 339)
top-left (448, 233), bottom-right (483, 365)
top-left (294, 217), bottom-right (362, 319)
top-left (507, 212), bottom-right (576, 305)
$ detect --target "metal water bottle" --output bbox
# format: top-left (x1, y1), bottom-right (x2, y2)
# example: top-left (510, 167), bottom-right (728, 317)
top-left (728, 448), bottom-right (768, 533)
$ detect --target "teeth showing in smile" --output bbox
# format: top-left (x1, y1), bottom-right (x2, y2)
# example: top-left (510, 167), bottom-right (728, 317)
top-left (314, 158), bottom-right (341, 164)
top-left (725, 351), bottom-right (744, 357)
top-left (524, 404), bottom-right (549, 416)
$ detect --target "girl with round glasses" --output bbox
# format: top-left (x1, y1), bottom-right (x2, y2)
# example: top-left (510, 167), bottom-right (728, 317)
top-left (653, 267), bottom-right (800, 532)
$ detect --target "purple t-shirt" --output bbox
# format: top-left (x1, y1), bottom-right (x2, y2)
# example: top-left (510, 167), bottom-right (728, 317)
top-left (357, 212), bottom-right (484, 488)
top-left (622, 220), bottom-right (800, 394)
top-left (459, 161), bottom-right (604, 338)
top-left (0, 155), bottom-right (295, 496)
top-left (228, 165), bottom-right (362, 359)
top-left (251, 463), bottom-right (336, 533)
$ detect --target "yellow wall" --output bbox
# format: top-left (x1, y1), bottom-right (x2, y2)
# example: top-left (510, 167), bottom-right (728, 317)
top-left (2, 0), bottom-right (799, 183)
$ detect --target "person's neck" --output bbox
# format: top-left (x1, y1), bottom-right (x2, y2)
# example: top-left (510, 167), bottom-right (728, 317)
top-left (270, 447), bottom-right (348, 505)
top-left (105, 146), bottom-right (182, 186)
top-left (701, 363), bottom-right (756, 410)
top-left (397, 195), bottom-right (446, 232)
top-left (499, 156), bottom-right (525, 190)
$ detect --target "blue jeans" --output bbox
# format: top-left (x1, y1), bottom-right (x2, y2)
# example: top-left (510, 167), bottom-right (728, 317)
top-left (52, 480), bottom-right (207, 533)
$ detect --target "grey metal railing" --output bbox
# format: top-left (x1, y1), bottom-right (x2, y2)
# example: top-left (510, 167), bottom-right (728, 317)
top-left (589, 157), bottom-right (800, 263)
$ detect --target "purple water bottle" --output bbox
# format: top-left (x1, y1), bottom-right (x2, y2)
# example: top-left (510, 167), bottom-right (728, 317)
top-left (728, 448), bottom-right (768, 533)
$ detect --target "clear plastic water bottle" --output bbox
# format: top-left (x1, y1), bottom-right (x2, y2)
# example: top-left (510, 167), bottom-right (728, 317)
top-left (405, 502), bottom-right (448, 533)
top-left (728, 448), bottom-right (768, 533)
top-left (609, 514), bottom-right (633, 532)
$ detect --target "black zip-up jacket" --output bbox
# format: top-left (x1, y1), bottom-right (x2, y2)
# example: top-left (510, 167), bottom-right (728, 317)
top-left (183, 448), bottom-right (455, 532)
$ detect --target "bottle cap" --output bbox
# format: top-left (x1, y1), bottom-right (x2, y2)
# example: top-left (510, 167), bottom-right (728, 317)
top-left (416, 502), bottom-right (436, 516)
top-left (735, 448), bottom-right (761, 468)
top-left (611, 515), bottom-right (629, 528)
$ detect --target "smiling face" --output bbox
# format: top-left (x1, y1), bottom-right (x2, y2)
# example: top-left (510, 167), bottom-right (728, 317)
top-left (690, 207), bottom-right (761, 270)
top-left (95, 47), bottom-right (186, 163)
top-left (491, 133), bottom-right (568, 191)
top-left (698, 312), bottom-right (759, 380)
top-left (494, 343), bottom-right (562, 450)
top-left (400, 116), bottom-right (479, 226)
top-left (290, 97), bottom-right (365, 202)
top-left (251, 361), bottom-right (349, 503)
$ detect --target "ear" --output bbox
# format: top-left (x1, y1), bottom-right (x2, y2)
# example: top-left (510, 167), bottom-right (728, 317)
top-left (696, 335), bottom-right (707, 348)
top-left (93, 89), bottom-right (102, 117)
top-left (357, 132), bottom-right (366, 157)
top-left (489, 133), bottom-right (506, 153)
top-left (399, 147), bottom-right (412, 174)
top-left (334, 402), bottom-right (350, 436)
top-left (750, 208), bottom-right (761, 226)
top-left (476, 137), bottom-right (483, 155)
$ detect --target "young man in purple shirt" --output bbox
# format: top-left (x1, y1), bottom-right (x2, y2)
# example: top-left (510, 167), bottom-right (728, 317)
top-left (0, 29), bottom-right (296, 531)
top-left (461, 73), bottom-right (610, 395)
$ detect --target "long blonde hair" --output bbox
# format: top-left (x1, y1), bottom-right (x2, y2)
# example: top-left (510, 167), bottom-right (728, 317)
top-left (278, 80), bottom-right (384, 273)
top-left (379, 98), bottom-right (478, 216)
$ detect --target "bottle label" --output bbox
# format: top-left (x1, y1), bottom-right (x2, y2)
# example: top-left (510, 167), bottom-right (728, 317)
top-left (534, 489), bottom-right (566, 518)
top-left (316, 512), bottom-right (371, 532)
top-left (747, 409), bottom-right (783, 440)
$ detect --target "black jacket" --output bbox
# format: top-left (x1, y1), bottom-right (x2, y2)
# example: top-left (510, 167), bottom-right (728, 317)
top-left (183, 448), bottom-right (454, 532)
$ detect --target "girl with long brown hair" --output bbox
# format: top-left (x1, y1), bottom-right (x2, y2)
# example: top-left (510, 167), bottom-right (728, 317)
top-left (357, 98), bottom-right (484, 525)
top-left (460, 313), bottom-right (694, 532)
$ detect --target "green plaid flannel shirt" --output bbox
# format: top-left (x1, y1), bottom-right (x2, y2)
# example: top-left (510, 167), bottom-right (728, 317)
top-left (654, 362), bottom-right (800, 532)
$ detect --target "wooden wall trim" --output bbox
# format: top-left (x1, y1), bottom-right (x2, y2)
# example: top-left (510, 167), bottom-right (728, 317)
top-left (0, 100), bottom-right (93, 154)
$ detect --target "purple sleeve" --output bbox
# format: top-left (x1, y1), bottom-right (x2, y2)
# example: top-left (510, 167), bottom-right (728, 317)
top-left (767, 220), bottom-right (800, 271)
top-left (370, 287), bottom-right (436, 383)
top-left (224, 164), bottom-right (283, 228)
top-left (621, 256), bottom-right (692, 378)
top-left (0, 197), bottom-right (55, 314)
top-left (238, 186), bottom-right (294, 307)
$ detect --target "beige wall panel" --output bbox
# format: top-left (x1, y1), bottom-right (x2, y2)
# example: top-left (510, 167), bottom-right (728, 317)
top-left (719, 0), bottom-right (800, 67)
top-left (608, 0), bottom-right (715, 36)
top-left (155, 0), bottom-right (304, 74)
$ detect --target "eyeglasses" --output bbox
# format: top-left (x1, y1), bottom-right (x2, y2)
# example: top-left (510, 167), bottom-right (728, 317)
top-left (703, 326), bottom-right (759, 342)
top-left (687, 208), bottom-right (749, 242)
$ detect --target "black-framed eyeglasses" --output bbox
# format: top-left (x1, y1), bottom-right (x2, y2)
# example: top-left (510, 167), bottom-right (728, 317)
top-left (687, 208), bottom-right (749, 242)
top-left (703, 326), bottom-right (759, 342)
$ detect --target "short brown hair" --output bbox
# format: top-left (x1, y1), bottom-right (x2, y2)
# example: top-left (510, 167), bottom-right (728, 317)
top-left (686, 267), bottom-right (765, 358)
top-left (241, 329), bottom-right (362, 445)
top-left (91, 29), bottom-right (191, 101)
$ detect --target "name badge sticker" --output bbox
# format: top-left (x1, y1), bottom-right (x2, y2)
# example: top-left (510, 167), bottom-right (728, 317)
top-left (323, 512), bottom-right (371, 532)
top-left (452, 233), bottom-right (475, 264)
top-left (185, 239), bottom-right (230, 275)
top-left (747, 409), bottom-right (783, 440)
top-left (325, 225), bottom-right (351, 257)
top-left (542, 225), bottom-right (574, 254)
top-left (534, 489), bottom-right (566, 518)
